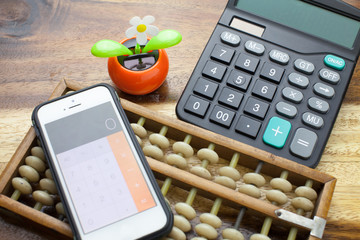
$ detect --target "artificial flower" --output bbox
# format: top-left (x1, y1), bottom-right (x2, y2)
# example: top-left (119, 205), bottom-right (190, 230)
top-left (125, 15), bottom-right (159, 45)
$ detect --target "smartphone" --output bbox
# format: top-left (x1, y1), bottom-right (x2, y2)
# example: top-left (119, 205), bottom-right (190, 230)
top-left (32, 84), bottom-right (173, 240)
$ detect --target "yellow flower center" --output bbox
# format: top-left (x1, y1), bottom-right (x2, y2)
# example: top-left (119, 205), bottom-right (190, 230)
top-left (137, 24), bottom-right (147, 33)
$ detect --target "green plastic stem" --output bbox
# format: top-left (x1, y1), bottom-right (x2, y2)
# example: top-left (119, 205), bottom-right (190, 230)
top-left (161, 177), bottom-right (172, 196)
top-left (229, 152), bottom-right (240, 168)
top-left (185, 188), bottom-right (197, 206)
top-left (260, 216), bottom-right (273, 236)
top-left (137, 117), bottom-right (146, 127)
top-left (210, 198), bottom-right (222, 216)
top-left (159, 126), bottom-right (168, 136)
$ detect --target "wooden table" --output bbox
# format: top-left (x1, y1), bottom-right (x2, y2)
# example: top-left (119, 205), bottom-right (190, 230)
top-left (0, 0), bottom-right (359, 239)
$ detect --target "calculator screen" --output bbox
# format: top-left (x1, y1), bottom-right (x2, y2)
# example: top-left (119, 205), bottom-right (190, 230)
top-left (235, 0), bottom-right (360, 48)
top-left (45, 102), bottom-right (156, 234)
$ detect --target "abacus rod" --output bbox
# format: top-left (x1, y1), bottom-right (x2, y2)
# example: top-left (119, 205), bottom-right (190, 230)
top-left (229, 152), bottom-right (240, 169)
top-left (159, 126), bottom-right (168, 136)
top-left (260, 216), bottom-right (273, 236)
top-left (185, 188), bottom-right (197, 206)
top-left (10, 190), bottom-right (21, 200)
top-left (161, 177), bottom-right (172, 196)
top-left (234, 207), bottom-right (246, 229)
top-left (210, 198), bottom-right (222, 215)
top-left (255, 161), bottom-right (264, 173)
top-left (137, 116), bottom-right (146, 126)
top-left (287, 179), bottom-right (314, 240)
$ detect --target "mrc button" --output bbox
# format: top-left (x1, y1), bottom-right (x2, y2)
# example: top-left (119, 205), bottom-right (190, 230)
top-left (324, 54), bottom-right (345, 71)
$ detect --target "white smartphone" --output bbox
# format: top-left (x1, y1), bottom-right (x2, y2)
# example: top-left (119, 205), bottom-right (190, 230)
top-left (32, 84), bottom-right (173, 240)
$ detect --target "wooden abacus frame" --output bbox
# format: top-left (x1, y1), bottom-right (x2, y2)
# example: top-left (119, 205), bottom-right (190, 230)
top-left (0, 79), bottom-right (336, 239)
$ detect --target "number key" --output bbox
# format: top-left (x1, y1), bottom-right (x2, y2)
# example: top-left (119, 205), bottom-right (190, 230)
top-left (218, 87), bottom-right (243, 109)
top-left (209, 105), bottom-right (236, 128)
top-left (184, 95), bottom-right (210, 118)
top-left (202, 61), bottom-right (227, 82)
top-left (210, 44), bottom-right (235, 64)
top-left (193, 78), bottom-right (218, 99)
top-left (260, 62), bottom-right (284, 83)
top-left (235, 53), bottom-right (259, 74)
top-left (244, 97), bottom-right (269, 119)
top-left (252, 79), bottom-right (277, 101)
top-left (226, 69), bottom-right (252, 91)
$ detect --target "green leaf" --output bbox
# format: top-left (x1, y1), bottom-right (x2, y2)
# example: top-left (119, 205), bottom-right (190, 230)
top-left (142, 29), bottom-right (182, 53)
top-left (91, 39), bottom-right (133, 57)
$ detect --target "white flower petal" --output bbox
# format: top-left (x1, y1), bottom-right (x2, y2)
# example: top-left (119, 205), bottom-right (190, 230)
top-left (125, 26), bottom-right (137, 38)
top-left (146, 25), bottom-right (159, 36)
top-left (136, 32), bottom-right (148, 45)
top-left (143, 15), bottom-right (155, 25)
top-left (129, 16), bottom-right (141, 26)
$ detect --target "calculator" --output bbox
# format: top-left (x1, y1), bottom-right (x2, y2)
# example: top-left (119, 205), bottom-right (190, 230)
top-left (176, 0), bottom-right (360, 168)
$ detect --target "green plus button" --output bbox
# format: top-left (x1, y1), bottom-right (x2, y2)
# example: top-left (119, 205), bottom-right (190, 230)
top-left (324, 55), bottom-right (345, 71)
top-left (263, 117), bottom-right (291, 149)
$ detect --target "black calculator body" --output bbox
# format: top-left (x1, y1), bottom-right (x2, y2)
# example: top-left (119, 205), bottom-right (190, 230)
top-left (176, 0), bottom-right (360, 168)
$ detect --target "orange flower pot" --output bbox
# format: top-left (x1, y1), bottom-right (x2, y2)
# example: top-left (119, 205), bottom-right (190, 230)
top-left (108, 37), bottom-right (169, 95)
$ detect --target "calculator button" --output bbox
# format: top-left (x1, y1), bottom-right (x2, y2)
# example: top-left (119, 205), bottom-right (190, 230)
top-left (220, 31), bottom-right (241, 47)
top-left (202, 61), bottom-right (227, 82)
top-left (193, 78), bottom-right (218, 99)
top-left (324, 54), bottom-right (345, 71)
top-left (302, 112), bottom-right (324, 129)
top-left (218, 87), bottom-right (244, 109)
top-left (184, 95), bottom-right (210, 117)
top-left (294, 59), bottom-right (315, 75)
top-left (276, 102), bottom-right (297, 119)
top-left (263, 117), bottom-right (291, 149)
top-left (235, 115), bottom-right (261, 138)
top-left (209, 105), bottom-right (236, 128)
top-left (313, 82), bottom-right (335, 99)
top-left (319, 68), bottom-right (340, 84)
top-left (260, 62), bottom-right (285, 83)
top-left (245, 40), bottom-right (265, 56)
top-left (308, 97), bottom-right (329, 114)
top-left (226, 70), bottom-right (252, 91)
top-left (282, 87), bottom-right (303, 103)
top-left (290, 128), bottom-right (318, 159)
top-left (210, 44), bottom-right (235, 64)
top-left (288, 72), bottom-right (309, 89)
top-left (252, 79), bottom-right (277, 101)
top-left (244, 97), bottom-right (269, 119)
top-left (235, 54), bottom-right (260, 74)
top-left (269, 49), bottom-right (290, 65)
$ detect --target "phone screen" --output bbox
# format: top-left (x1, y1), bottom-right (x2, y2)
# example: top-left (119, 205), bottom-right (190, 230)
top-left (44, 101), bottom-right (156, 234)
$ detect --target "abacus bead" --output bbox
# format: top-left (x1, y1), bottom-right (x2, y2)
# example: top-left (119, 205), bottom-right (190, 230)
top-left (39, 178), bottom-right (57, 194)
top-left (191, 238), bottom-right (207, 240)
top-left (149, 134), bottom-right (170, 149)
top-left (173, 142), bottom-right (194, 158)
top-left (174, 215), bottom-right (191, 232)
top-left (31, 146), bottom-right (45, 161)
top-left (168, 226), bottom-right (186, 240)
top-left (175, 202), bottom-right (196, 220)
top-left (190, 166), bottom-right (212, 180)
top-left (45, 169), bottom-right (53, 180)
top-left (143, 145), bottom-right (164, 160)
top-left (250, 234), bottom-right (271, 240)
top-left (243, 173), bottom-right (266, 187)
top-left (238, 184), bottom-right (261, 198)
top-left (270, 178), bottom-right (292, 193)
top-left (292, 197), bottom-right (314, 211)
top-left (131, 123), bottom-right (147, 138)
top-left (222, 228), bottom-right (245, 240)
top-left (25, 156), bottom-right (46, 172)
top-left (135, 135), bottom-right (142, 146)
top-left (197, 148), bottom-right (219, 164)
top-left (195, 223), bottom-right (218, 239)
top-left (295, 186), bottom-right (317, 201)
top-left (166, 154), bottom-right (187, 169)
top-left (199, 213), bottom-right (222, 228)
top-left (218, 166), bottom-right (241, 181)
top-left (33, 190), bottom-right (54, 206)
top-left (266, 189), bottom-right (288, 205)
top-left (214, 176), bottom-right (236, 189)
top-left (56, 202), bottom-right (65, 215)
top-left (12, 177), bottom-right (32, 194)
top-left (19, 165), bottom-right (40, 182)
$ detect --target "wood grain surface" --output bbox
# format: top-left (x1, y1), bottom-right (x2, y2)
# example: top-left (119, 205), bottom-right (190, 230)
top-left (0, 0), bottom-right (359, 239)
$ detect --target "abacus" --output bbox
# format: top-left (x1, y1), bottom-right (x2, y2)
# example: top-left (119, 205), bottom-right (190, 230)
top-left (0, 79), bottom-right (336, 239)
